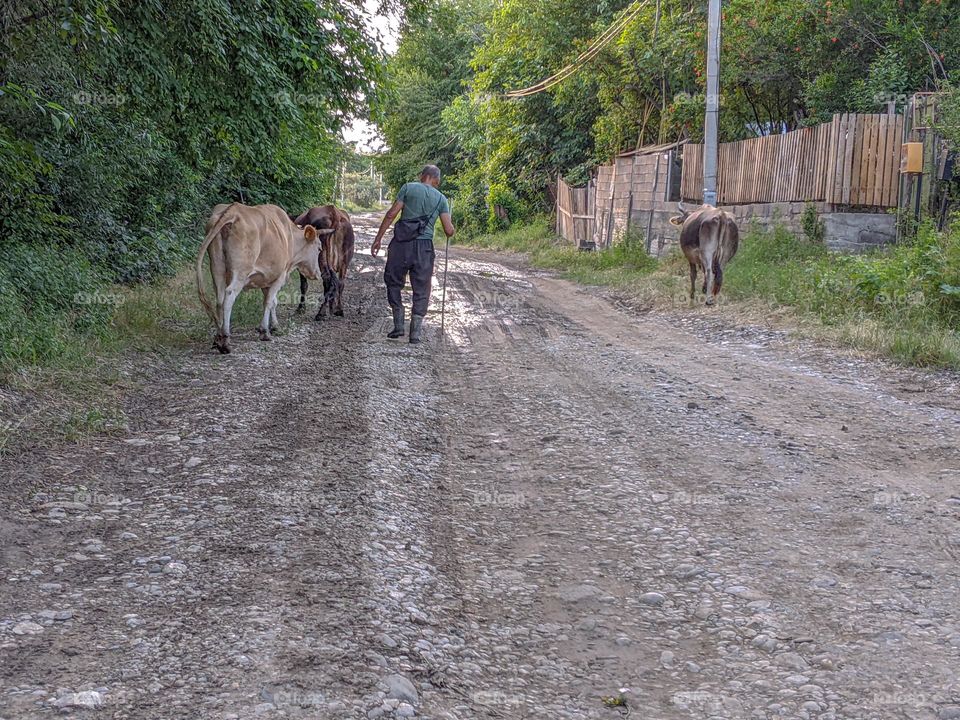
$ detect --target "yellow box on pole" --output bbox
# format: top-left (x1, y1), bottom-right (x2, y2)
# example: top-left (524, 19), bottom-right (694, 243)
top-left (900, 142), bottom-right (924, 174)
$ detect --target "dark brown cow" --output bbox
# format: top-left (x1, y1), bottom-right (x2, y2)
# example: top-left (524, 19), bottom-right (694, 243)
top-left (294, 205), bottom-right (355, 319)
top-left (669, 203), bottom-right (740, 305)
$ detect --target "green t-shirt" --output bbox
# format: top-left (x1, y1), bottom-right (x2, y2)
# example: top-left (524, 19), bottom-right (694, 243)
top-left (397, 182), bottom-right (450, 241)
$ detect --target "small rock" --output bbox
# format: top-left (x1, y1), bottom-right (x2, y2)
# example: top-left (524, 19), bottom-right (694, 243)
top-left (184, 457), bottom-right (203, 468)
top-left (54, 691), bottom-right (104, 709)
top-left (778, 652), bottom-right (809, 670)
top-left (12, 621), bottom-right (44, 635)
top-left (38, 610), bottom-right (74, 621)
top-left (383, 674), bottom-right (418, 705)
top-left (162, 562), bottom-right (187, 575)
top-left (639, 592), bottom-right (666, 606)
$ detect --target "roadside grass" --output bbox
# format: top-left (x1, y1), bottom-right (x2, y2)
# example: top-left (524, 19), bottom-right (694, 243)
top-left (0, 265), bottom-right (291, 455)
top-left (458, 216), bottom-right (960, 370)
top-left (460, 217), bottom-right (659, 286)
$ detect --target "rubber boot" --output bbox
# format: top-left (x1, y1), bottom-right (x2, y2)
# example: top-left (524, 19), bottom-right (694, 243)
top-left (387, 307), bottom-right (405, 339)
top-left (409, 314), bottom-right (425, 345)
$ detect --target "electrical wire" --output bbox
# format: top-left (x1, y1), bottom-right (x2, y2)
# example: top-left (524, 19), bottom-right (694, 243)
top-left (503, 0), bottom-right (651, 99)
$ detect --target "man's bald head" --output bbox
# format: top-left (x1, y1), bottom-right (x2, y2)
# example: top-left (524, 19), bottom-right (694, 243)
top-left (419, 165), bottom-right (441, 187)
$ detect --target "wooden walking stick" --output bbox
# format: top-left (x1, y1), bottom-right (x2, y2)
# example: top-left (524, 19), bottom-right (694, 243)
top-left (440, 201), bottom-right (452, 343)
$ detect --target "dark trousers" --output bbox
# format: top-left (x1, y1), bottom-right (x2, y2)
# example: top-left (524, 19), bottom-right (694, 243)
top-left (384, 239), bottom-right (435, 316)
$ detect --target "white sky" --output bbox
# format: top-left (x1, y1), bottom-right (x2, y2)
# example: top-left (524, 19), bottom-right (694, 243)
top-left (342, 2), bottom-right (400, 152)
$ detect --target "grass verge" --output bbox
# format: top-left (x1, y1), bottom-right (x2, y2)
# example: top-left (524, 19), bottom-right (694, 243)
top-left (0, 266), bottom-right (291, 455)
top-left (457, 216), bottom-right (960, 369)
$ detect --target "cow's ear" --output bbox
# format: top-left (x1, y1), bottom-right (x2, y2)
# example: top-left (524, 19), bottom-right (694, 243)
top-left (669, 215), bottom-right (685, 227)
top-left (303, 225), bottom-right (319, 242)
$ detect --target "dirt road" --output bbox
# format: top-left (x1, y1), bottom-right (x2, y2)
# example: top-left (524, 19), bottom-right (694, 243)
top-left (2, 216), bottom-right (960, 720)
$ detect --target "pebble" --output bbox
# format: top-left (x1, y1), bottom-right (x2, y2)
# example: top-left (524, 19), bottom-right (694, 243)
top-left (54, 691), bottom-right (104, 709)
top-left (639, 592), bottom-right (666, 606)
top-left (383, 674), bottom-right (419, 705)
top-left (12, 621), bottom-right (44, 635)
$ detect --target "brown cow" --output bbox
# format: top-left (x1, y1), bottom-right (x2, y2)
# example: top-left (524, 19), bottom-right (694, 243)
top-left (294, 205), bottom-right (355, 320)
top-left (196, 203), bottom-right (331, 353)
top-left (669, 203), bottom-right (740, 305)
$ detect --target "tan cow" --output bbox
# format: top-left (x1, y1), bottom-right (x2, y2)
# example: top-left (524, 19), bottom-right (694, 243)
top-left (196, 203), bottom-right (332, 354)
top-left (670, 203), bottom-right (740, 305)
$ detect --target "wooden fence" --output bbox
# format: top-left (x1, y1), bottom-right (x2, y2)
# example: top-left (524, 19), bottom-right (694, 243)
top-left (556, 176), bottom-right (595, 248)
top-left (557, 143), bottom-right (680, 249)
top-left (682, 113), bottom-right (904, 207)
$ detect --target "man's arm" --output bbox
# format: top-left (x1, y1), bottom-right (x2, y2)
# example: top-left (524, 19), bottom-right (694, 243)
top-left (439, 212), bottom-right (456, 238)
top-left (371, 200), bottom-right (403, 257)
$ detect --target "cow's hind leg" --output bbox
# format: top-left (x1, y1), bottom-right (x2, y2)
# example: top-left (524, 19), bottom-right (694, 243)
top-left (259, 282), bottom-right (283, 341)
top-left (315, 272), bottom-right (339, 321)
top-left (262, 288), bottom-right (280, 334)
top-left (217, 280), bottom-right (244, 354)
top-left (296, 273), bottom-right (308, 314)
top-left (334, 271), bottom-right (346, 316)
top-left (688, 262), bottom-right (698, 302)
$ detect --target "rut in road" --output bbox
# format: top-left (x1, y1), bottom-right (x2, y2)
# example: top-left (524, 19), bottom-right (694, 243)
top-left (2, 218), bottom-right (960, 720)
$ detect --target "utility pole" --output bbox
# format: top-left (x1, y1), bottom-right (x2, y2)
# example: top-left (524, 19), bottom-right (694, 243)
top-left (703, 0), bottom-right (721, 207)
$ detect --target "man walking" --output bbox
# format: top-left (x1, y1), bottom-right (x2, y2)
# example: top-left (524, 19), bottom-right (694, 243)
top-left (371, 165), bottom-right (456, 344)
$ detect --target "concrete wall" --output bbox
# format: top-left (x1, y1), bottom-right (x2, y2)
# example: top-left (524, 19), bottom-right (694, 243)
top-left (822, 213), bottom-right (897, 253)
top-left (627, 201), bottom-right (896, 256)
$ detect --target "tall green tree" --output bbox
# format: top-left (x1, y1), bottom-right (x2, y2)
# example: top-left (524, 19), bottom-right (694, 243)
top-left (0, 0), bottom-right (403, 365)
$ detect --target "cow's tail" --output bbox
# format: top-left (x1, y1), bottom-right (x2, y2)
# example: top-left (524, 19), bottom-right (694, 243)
top-left (712, 251), bottom-right (723, 293)
top-left (713, 220), bottom-right (735, 292)
top-left (196, 214), bottom-right (234, 326)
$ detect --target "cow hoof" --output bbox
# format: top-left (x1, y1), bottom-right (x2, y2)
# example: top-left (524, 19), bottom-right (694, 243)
top-left (334, 309), bottom-right (344, 317)
top-left (705, 298), bottom-right (716, 307)
top-left (259, 330), bottom-right (272, 342)
top-left (216, 343), bottom-right (231, 354)
top-left (314, 313), bottom-right (326, 322)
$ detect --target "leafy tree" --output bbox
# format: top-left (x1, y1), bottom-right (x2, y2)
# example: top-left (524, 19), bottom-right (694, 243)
top-left (0, 0), bottom-right (402, 366)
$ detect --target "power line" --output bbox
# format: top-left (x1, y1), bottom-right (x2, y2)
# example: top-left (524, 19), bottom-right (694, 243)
top-left (503, 0), bottom-right (651, 99)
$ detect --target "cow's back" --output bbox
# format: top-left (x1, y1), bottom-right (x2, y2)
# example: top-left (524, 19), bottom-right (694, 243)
top-left (678, 209), bottom-right (712, 257)
top-left (296, 205), bottom-right (353, 275)
top-left (213, 204), bottom-right (294, 285)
